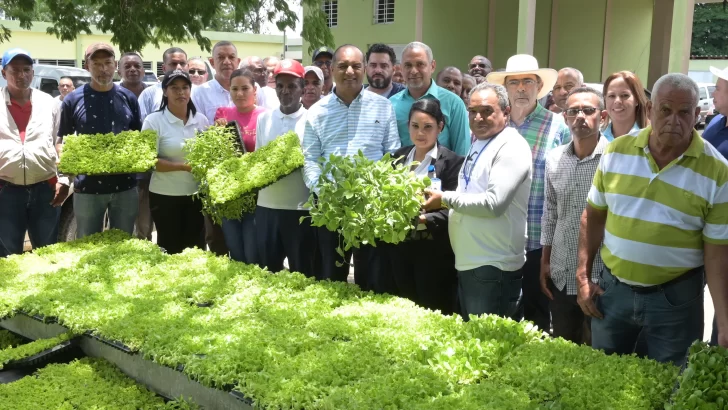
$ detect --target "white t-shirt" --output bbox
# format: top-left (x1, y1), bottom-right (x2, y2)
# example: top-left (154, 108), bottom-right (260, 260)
top-left (443, 127), bottom-right (533, 272)
top-left (257, 84), bottom-right (279, 110)
top-left (142, 109), bottom-right (210, 196)
top-left (255, 106), bottom-right (310, 210)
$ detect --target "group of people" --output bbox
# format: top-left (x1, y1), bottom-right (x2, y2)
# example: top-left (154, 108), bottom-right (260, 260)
top-left (1, 37), bottom-right (727, 368)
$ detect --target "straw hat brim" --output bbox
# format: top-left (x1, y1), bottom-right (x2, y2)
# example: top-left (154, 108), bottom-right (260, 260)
top-left (485, 68), bottom-right (558, 99)
top-left (710, 66), bottom-right (728, 83)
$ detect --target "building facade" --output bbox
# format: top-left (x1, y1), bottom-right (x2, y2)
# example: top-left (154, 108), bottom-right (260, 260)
top-left (303, 0), bottom-right (709, 88)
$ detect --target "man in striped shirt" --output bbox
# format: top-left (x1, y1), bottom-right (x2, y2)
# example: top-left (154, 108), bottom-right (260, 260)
top-left (577, 73), bottom-right (728, 365)
top-left (302, 44), bottom-right (400, 289)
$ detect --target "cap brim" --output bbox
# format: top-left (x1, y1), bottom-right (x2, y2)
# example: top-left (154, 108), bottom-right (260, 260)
top-left (485, 68), bottom-right (558, 99)
top-left (710, 66), bottom-right (728, 83)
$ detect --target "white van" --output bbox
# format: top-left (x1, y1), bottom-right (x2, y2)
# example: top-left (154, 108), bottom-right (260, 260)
top-left (697, 82), bottom-right (716, 126)
top-left (30, 64), bottom-right (92, 97)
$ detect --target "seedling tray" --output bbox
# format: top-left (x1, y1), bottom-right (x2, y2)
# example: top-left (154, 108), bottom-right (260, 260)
top-left (2, 339), bottom-right (75, 370)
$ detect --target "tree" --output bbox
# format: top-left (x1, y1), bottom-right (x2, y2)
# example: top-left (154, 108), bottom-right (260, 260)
top-left (691, 2), bottom-right (728, 57)
top-left (0, 0), bottom-right (333, 53)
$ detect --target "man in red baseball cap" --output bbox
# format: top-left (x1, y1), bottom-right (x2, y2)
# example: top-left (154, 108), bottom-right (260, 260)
top-left (254, 58), bottom-right (317, 278)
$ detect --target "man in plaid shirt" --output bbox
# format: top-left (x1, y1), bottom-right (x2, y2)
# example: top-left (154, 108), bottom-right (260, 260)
top-left (487, 55), bottom-right (570, 332)
top-left (540, 87), bottom-right (607, 344)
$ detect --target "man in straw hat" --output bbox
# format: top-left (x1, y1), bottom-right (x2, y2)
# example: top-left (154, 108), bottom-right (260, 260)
top-left (486, 54), bottom-right (571, 333)
top-left (703, 65), bottom-right (728, 346)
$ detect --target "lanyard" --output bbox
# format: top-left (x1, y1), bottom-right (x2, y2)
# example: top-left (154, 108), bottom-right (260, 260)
top-left (464, 137), bottom-right (495, 190)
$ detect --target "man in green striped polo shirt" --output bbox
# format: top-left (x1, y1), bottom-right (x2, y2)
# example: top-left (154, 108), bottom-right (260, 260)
top-left (575, 73), bottom-right (728, 365)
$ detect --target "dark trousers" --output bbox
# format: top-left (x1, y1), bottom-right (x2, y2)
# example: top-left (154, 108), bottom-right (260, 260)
top-left (458, 265), bottom-right (522, 320)
top-left (134, 177), bottom-right (154, 240)
top-left (0, 182), bottom-right (59, 257)
top-left (315, 227), bottom-right (386, 292)
top-left (316, 227), bottom-right (352, 283)
top-left (387, 240), bottom-right (457, 314)
top-left (549, 280), bottom-right (591, 344)
top-left (255, 207), bottom-right (317, 278)
top-left (519, 248), bottom-right (552, 332)
top-left (591, 266), bottom-right (704, 366)
top-left (149, 193), bottom-right (205, 254)
top-left (203, 214), bottom-right (229, 257)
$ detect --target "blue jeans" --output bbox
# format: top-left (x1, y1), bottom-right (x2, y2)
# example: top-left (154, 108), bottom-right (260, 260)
top-left (591, 267), bottom-right (704, 366)
top-left (73, 188), bottom-right (139, 238)
top-left (221, 213), bottom-right (258, 264)
top-left (0, 182), bottom-right (60, 257)
top-left (458, 265), bottom-right (523, 320)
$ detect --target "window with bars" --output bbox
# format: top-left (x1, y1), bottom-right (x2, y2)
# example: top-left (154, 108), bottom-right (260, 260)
top-left (374, 0), bottom-right (395, 24)
top-left (322, 1), bottom-right (338, 28)
top-left (156, 62), bottom-right (165, 76)
top-left (37, 59), bottom-right (77, 67)
top-left (143, 61), bottom-right (152, 71)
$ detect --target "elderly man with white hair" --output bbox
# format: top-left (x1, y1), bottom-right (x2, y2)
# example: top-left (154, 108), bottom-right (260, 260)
top-left (486, 54), bottom-right (571, 333)
top-left (577, 73), bottom-right (728, 365)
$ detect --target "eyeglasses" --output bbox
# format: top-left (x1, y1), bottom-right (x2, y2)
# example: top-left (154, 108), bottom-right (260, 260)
top-left (314, 60), bottom-right (332, 68)
top-left (565, 107), bottom-right (599, 117)
top-left (506, 78), bottom-right (537, 87)
top-left (188, 69), bottom-right (206, 75)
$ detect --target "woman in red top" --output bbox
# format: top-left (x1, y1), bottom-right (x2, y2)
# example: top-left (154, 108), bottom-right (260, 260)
top-left (214, 69), bottom-right (268, 264)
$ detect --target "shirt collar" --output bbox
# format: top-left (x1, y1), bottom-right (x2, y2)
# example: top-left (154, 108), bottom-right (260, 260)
top-left (634, 125), bottom-right (704, 158)
top-left (4, 87), bottom-right (36, 106)
top-left (276, 105), bottom-right (306, 120)
top-left (332, 86), bottom-right (365, 105)
top-left (405, 79), bottom-right (438, 101)
top-left (509, 103), bottom-right (545, 127)
top-left (163, 108), bottom-right (201, 125)
top-left (566, 134), bottom-right (609, 160)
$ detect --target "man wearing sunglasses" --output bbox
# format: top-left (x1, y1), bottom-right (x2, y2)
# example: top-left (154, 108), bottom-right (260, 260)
top-left (187, 58), bottom-right (208, 86)
top-left (312, 46), bottom-right (335, 96)
top-left (540, 87), bottom-right (608, 344)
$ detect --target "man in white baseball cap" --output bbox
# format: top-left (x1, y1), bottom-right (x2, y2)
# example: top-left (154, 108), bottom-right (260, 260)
top-left (303, 66), bottom-right (323, 109)
top-left (486, 54), bottom-right (571, 333)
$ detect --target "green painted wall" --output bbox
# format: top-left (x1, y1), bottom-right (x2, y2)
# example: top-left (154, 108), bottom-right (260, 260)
top-left (302, 0), bottom-right (416, 65)
top-left (533, 0), bottom-right (552, 69)
top-left (422, 0), bottom-right (488, 73)
top-left (549, 0), bottom-right (606, 82)
top-left (603, 0), bottom-right (652, 83)
top-left (490, 0), bottom-right (519, 70)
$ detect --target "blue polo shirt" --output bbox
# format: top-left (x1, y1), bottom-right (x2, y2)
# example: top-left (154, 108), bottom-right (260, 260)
top-left (703, 114), bottom-right (728, 160)
top-left (389, 80), bottom-right (471, 156)
top-left (59, 84), bottom-right (142, 194)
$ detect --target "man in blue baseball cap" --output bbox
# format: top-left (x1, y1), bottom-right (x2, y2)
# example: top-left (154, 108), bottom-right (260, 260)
top-left (0, 47), bottom-right (70, 257)
top-left (312, 46), bottom-right (334, 96)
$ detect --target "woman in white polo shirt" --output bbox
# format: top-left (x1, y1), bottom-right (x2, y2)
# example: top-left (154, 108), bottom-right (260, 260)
top-left (142, 70), bottom-right (209, 254)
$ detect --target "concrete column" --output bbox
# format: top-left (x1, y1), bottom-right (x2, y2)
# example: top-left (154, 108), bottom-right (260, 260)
top-left (669, 0), bottom-right (695, 74)
top-left (415, 0), bottom-right (424, 42)
top-left (647, 0), bottom-right (674, 89)
top-left (516, 0), bottom-right (537, 55)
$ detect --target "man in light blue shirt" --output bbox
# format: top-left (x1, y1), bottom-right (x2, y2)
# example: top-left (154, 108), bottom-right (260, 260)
top-left (303, 44), bottom-right (400, 290)
top-left (390, 41), bottom-right (470, 156)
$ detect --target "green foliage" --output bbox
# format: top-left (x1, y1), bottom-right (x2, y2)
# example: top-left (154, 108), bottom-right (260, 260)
top-left (0, 0), bottom-right (332, 53)
top-left (0, 231), bottom-right (681, 409)
top-left (207, 131), bottom-right (305, 204)
top-left (302, 4), bottom-right (336, 55)
top-left (306, 152), bottom-right (429, 253)
top-left (0, 332), bottom-right (74, 370)
top-left (0, 357), bottom-right (196, 409)
top-left (183, 125), bottom-right (255, 224)
top-left (489, 338), bottom-right (678, 410)
top-left (0, 330), bottom-right (24, 350)
top-left (667, 341), bottom-right (728, 409)
top-left (58, 130), bottom-right (158, 175)
top-left (691, 3), bottom-right (728, 57)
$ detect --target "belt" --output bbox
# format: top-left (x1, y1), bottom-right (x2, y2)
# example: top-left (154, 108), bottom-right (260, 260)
top-left (619, 266), bottom-right (704, 294)
top-left (0, 176), bottom-right (58, 188)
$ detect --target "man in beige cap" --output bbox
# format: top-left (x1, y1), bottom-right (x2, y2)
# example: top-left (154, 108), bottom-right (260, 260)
top-left (486, 54), bottom-right (571, 333)
top-left (58, 42), bottom-right (142, 238)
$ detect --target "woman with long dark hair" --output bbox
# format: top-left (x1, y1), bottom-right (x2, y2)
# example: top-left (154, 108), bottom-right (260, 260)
top-left (387, 98), bottom-right (464, 314)
top-left (142, 70), bottom-right (209, 254)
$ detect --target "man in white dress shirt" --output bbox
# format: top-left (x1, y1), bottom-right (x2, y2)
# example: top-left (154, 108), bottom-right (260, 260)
top-left (139, 47), bottom-right (188, 119)
top-left (254, 59), bottom-right (316, 278)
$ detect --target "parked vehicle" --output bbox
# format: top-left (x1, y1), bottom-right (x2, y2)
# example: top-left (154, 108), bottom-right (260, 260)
top-left (143, 70), bottom-right (158, 86)
top-left (697, 82), bottom-right (716, 126)
top-left (31, 65), bottom-right (92, 97)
